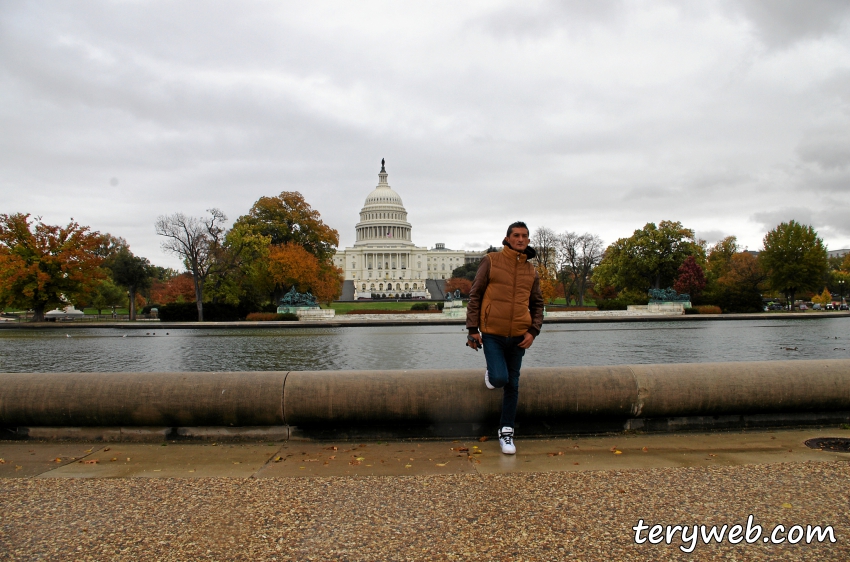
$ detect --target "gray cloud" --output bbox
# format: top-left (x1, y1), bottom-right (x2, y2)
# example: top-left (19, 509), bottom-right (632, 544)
top-left (2, 1), bottom-right (850, 267)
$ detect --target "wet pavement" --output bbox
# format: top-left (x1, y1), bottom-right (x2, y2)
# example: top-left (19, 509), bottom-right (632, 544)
top-left (2, 428), bottom-right (849, 479)
top-left (2, 429), bottom-right (850, 561)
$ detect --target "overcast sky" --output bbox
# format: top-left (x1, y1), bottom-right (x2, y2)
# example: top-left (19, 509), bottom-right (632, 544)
top-left (2, 1), bottom-right (850, 269)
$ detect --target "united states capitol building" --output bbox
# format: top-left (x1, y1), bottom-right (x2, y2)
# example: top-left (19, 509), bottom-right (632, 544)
top-left (333, 161), bottom-right (483, 300)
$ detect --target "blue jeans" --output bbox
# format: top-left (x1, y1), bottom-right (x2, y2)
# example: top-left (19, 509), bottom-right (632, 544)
top-left (482, 333), bottom-right (526, 429)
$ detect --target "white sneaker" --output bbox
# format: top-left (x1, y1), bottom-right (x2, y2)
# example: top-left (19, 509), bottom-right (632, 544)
top-left (484, 369), bottom-right (495, 390)
top-left (498, 426), bottom-right (516, 455)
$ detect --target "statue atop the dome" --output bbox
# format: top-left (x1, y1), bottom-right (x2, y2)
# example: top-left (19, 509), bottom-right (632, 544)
top-left (380, 158), bottom-right (385, 172)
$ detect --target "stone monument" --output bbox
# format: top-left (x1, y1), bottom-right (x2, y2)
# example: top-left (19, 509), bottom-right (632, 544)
top-left (442, 289), bottom-right (466, 318)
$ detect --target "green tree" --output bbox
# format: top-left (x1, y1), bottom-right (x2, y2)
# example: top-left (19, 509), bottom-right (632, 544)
top-left (109, 248), bottom-right (152, 321)
top-left (760, 221), bottom-right (828, 310)
top-left (89, 278), bottom-right (126, 315)
top-left (451, 261), bottom-right (480, 282)
top-left (0, 214), bottom-right (106, 321)
top-left (593, 221), bottom-right (703, 294)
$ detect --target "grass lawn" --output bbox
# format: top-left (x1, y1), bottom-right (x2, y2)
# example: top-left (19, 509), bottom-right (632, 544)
top-left (324, 301), bottom-right (432, 313)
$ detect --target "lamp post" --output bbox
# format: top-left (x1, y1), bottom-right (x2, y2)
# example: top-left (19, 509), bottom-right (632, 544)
top-left (840, 279), bottom-right (845, 304)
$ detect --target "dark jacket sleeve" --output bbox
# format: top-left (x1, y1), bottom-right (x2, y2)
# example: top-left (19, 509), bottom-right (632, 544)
top-left (465, 256), bottom-right (491, 333)
top-left (527, 270), bottom-right (544, 337)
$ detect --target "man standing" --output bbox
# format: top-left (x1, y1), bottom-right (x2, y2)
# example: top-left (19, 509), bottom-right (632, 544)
top-left (465, 221), bottom-right (544, 454)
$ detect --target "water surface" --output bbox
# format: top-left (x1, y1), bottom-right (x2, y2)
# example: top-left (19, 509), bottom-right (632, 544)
top-left (2, 318), bottom-right (849, 372)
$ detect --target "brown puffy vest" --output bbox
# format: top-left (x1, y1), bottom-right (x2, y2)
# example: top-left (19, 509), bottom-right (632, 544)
top-left (479, 246), bottom-right (536, 337)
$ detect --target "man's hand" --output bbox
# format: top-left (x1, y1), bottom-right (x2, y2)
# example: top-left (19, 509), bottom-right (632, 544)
top-left (467, 333), bottom-right (483, 351)
top-left (518, 332), bottom-right (534, 349)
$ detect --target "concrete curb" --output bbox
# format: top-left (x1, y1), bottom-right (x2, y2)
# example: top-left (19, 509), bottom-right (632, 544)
top-left (2, 360), bottom-right (850, 440)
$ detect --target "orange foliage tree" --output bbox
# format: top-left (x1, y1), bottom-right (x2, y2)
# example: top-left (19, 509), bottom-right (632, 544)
top-left (444, 277), bottom-right (472, 296)
top-left (268, 242), bottom-right (342, 303)
top-left (0, 213), bottom-right (106, 321)
top-left (150, 273), bottom-right (196, 305)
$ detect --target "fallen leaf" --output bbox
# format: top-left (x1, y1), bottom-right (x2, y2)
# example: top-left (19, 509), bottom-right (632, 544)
top-left (709, 454), bottom-right (717, 457)
top-left (84, 449), bottom-right (92, 453)
top-left (188, 470), bottom-right (195, 473)
top-left (472, 445), bottom-right (479, 449)
top-left (573, 462), bottom-right (580, 465)
top-left (110, 458), bottom-right (117, 462)
top-left (328, 456), bottom-right (336, 460)
top-left (349, 460), bottom-right (361, 466)
top-left (0, 459), bottom-right (4, 464)
top-left (573, 445), bottom-right (580, 449)
top-left (325, 446), bottom-right (338, 451)
top-left (547, 452), bottom-right (564, 457)
top-left (641, 447), bottom-right (648, 452)
top-left (126, 458), bottom-right (131, 462)
top-left (436, 462), bottom-right (449, 467)
top-left (304, 459), bottom-right (318, 462)
top-left (613, 450), bottom-right (622, 455)
top-left (82, 459), bottom-right (98, 464)
top-left (405, 464), bottom-right (412, 468)
top-left (478, 436), bottom-right (489, 442)
top-left (299, 466), bottom-right (305, 470)
top-left (54, 458), bottom-right (62, 463)
top-left (473, 450), bottom-right (482, 455)
top-left (355, 457), bottom-right (365, 461)
top-left (15, 465), bottom-right (22, 470)
top-left (274, 456), bottom-right (283, 462)
top-left (609, 447), bottom-right (618, 452)
top-left (452, 447), bottom-right (469, 452)
top-left (618, 489), bottom-right (626, 494)
top-left (153, 469), bottom-right (161, 472)
top-left (233, 462), bottom-right (241, 465)
top-left (103, 447), bottom-right (111, 451)
top-left (782, 503), bottom-right (793, 509)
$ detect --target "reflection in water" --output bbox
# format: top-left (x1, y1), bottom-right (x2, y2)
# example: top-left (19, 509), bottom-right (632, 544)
top-left (1, 318), bottom-right (849, 373)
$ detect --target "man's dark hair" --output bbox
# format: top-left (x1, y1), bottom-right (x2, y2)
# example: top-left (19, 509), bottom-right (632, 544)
top-left (506, 221), bottom-right (529, 237)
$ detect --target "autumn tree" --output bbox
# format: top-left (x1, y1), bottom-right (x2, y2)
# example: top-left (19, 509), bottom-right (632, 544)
top-left (451, 261), bottom-right (481, 282)
top-left (267, 242), bottom-right (342, 303)
top-left (593, 221), bottom-right (703, 294)
top-left (812, 287), bottom-right (832, 306)
top-left (0, 214), bottom-right (106, 321)
top-left (444, 277), bottom-right (473, 297)
top-left (150, 273), bottom-right (196, 305)
top-left (233, 192), bottom-right (339, 262)
top-left (673, 256), bottom-right (706, 301)
top-left (714, 252), bottom-right (766, 312)
top-left (155, 209), bottom-right (228, 321)
top-left (760, 221), bottom-right (828, 310)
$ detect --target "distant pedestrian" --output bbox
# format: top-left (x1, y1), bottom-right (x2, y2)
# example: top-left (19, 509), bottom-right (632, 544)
top-left (465, 221), bottom-right (544, 454)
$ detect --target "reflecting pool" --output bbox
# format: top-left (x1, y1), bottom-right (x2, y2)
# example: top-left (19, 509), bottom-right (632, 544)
top-left (1, 318), bottom-right (849, 372)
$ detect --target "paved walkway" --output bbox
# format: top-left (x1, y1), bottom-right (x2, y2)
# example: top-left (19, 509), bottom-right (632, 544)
top-left (2, 429), bottom-right (849, 560)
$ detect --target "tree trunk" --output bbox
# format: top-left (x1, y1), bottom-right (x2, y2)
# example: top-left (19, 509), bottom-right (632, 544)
top-left (33, 305), bottom-right (45, 322)
top-left (128, 288), bottom-right (137, 321)
top-left (194, 278), bottom-right (204, 322)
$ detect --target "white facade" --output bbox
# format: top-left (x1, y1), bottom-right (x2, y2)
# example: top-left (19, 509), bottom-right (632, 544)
top-left (333, 162), bottom-right (467, 299)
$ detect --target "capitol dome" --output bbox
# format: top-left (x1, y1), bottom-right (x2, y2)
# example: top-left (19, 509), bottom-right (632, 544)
top-left (353, 160), bottom-right (414, 247)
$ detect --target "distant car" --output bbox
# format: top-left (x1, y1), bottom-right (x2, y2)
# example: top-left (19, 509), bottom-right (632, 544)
top-left (841, 304), bottom-right (849, 311)
top-left (768, 303), bottom-right (784, 311)
top-left (826, 303), bottom-right (835, 310)
top-left (798, 304), bottom-right (808, 311)
top-left (813, 303), bottom-right (823, 310)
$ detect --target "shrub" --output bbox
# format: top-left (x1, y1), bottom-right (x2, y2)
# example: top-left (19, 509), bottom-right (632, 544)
top-left (158, 302), bottom-right (241, 321)
top-left (696, 305), bottom-right (722, 314)
top-left (410, 302), bottom-right (429, 311)
top-left (277, 313), bottom-right (298, 321)
top-left (684, 307), bottom-right (698, 315)
top-left (246, 312), bottom-right (279, 321)
top-left (595, 298), bottom-right (628, 311)
top-left (436, 302), bottom-right (444, 311)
